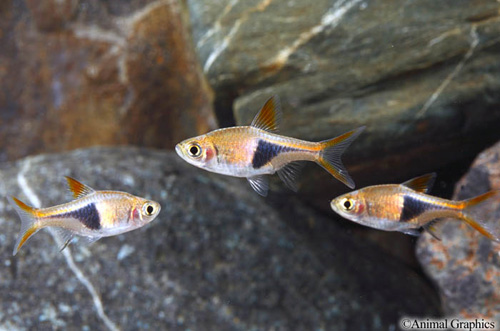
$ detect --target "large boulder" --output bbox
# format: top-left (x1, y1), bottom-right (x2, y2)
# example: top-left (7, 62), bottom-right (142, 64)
top-left (417, 141), bottom-right (500, 320)
top-left (187, 0), bottom-right (500, 200)
top-left (0, 0), bottom-right (216, 162)
top-left (0, 147), bottom-right (439, 329)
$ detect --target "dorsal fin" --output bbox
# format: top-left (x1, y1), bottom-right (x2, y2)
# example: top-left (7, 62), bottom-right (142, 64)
top-left (65, 177), bottom-right (95, 199)
top-left (250, 95), bottom-right (282, 133)
top-left (402, 173), bottom-right (436, 193)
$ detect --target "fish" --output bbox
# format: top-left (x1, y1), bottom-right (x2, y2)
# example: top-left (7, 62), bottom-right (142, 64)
top-left (330, 173), bottom-right (500, 241)
top-left (175, 95), bottom-right (365, 196)
top-left (8, 177), bottom-right (161, 255)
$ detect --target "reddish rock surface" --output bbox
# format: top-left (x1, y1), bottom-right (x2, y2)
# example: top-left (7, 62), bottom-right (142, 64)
top-left (417, 141), bottom-right (500, 320)
top-left (0, 0), bottom-right (216, 162)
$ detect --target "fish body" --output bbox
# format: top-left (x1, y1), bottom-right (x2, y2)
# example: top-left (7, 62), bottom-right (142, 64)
top-left (176, 96), bottom-right (365, 196)
top-left (330, 173), bottom-right (500, 241)
top-left (9, 177), bottom-right (161, 255)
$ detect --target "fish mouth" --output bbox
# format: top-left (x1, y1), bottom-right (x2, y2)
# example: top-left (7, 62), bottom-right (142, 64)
top-left (330, 199), bottom-right (339, 212)
top-left (175, 144), bottom-right (183, 157)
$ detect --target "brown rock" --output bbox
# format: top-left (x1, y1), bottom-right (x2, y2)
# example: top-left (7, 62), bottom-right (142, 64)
top-left (416, 141), bottom-right (500, 320)
top-left (0, 0), bottom-right (216, 162)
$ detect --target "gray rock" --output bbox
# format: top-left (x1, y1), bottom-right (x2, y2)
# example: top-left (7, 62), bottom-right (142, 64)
top-left (0, 147), bottom-right (439, 330)
top-left (417, 141), bottom-right (500, 321)
top-left (188, 0), bottom-right (500, 199)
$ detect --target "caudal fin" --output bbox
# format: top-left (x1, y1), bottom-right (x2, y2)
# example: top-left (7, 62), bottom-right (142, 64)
top-left (8, 196), bottom-right (40, 255)
top-left (459, 190), bottom-right (500, 242)
top-left (317, 126), bottom-right (365, 189)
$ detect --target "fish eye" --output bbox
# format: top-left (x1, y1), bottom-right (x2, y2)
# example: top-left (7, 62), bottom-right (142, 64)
top-left (341, 198), bottom-right (355, 211)
top-left (188, 143), bottom-right (202, 158)
top-left (143, 203), bottom-right (156, 216)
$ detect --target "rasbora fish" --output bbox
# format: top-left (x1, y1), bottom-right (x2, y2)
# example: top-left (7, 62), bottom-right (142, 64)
top-left (9, 177), bottom-right (161, 255)
top-left (176, 95), bottom-right (365, 196)
top-left (330, 173), bottom-right (500, 241)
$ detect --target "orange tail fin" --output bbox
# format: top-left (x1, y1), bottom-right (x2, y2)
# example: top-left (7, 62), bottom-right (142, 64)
top-left (316, 126), bottom-right (365, 189)
top-left (8, 196), bottom-right (40, 255)
top-left (458, 190), bottom-right (500, 242)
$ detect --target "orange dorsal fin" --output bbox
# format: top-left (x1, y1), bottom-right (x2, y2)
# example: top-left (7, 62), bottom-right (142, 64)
top-left (250, 95), bottom-right (282, 133)
top-left (402, 173), bottom-right (436, 193)
top-left (65, 177), bottom-right (95, 199)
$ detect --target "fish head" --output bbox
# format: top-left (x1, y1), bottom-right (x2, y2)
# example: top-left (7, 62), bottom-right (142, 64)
top-left (330, 190), bottom-right (367, 221)
top-left (175, 135), bottom-right (218, 170)
top-left (130, 198), bottom-right (161, 226)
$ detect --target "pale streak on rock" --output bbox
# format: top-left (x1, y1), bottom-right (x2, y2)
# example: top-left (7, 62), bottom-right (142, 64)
top-left (117, 0), bottom-right (175, 28)
top-left (416, 26), bottom-right (479, 119)
top-left (72, 25), bottom-right (126, 47)
top-left (203, 0), bottom-right (272, 73)
top-left (16, 159), bottom-right (120, 331)
top-left (265, 0), bottom-right (362, 70)
top-left (196, 0), bottom-right (240, 49)
top-left (72, 0), bottom-right (174, 116)
top-left (72, 25), bottom-right (129, 85)
top-left (203, 19), bottom-right (242, 73)
top-left (428, 28), bottom-right (461, 47)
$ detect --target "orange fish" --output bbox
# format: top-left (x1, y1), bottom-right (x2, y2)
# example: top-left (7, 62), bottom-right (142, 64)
top-left (176, 96), bottom-right (365, 196)
top-left (9, 177), bottom-right (161, 255)
top-left (330, 173), bottom-right (500, 241)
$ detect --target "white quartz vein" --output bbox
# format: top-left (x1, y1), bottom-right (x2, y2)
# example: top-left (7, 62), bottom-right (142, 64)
top-left (203, 19), bottom-right (242, 73)
top-left (203, 0), bottom-right (272, 73)
top-left (416, 26), bottom-right (479, 119)
top-left (16, 160), bottom-right (120, 331)
top-left (266, 0), bottom-right (362, 69)
top-left (197, 0), bottom-right (239, 49)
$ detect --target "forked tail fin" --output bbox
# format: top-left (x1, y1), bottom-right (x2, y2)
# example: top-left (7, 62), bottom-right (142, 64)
top-left (316, 126), bottom-right (365, 189)
top-left (458, 190), bottom-right (500, 242)
top-left (8, 196), bottom-right (40, 255)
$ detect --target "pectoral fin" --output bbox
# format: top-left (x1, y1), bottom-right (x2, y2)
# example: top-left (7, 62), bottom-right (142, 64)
top-left (401, 229), bottom-right (421, 237)
top-left (247, 175), bottom-right (269, 197)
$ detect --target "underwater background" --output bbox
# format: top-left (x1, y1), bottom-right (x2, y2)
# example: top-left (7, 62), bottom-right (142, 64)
top-left (1, 0), bottom-right (500, 329)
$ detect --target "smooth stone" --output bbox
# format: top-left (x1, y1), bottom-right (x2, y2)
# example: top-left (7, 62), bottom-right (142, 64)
top-left (0, 147), bottom-right (439, 329)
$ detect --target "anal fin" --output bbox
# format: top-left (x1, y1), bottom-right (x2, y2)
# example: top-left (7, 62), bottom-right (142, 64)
top-left (423, 220), bottom-right (442, 240)
top-left (277, 162), bottom-right (304, 192)
top-left (51, 227), bottom-right (76, 251)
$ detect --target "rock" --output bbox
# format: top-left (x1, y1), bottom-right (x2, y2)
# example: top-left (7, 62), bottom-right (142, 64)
top-left (416, 141), bottom-right (500, 320)
top-left (187, 0), bottom-right (500, 200)
top-left (0, 0), bottom-right (216, 162)
top-left (0, 147), bottom-right (439, 329)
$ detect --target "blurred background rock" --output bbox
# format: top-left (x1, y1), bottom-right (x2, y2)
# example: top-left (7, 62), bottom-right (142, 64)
top-left (1, 0), bottom-right (499, 329)
top-left (0, 0), bottom-right (216, 162)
